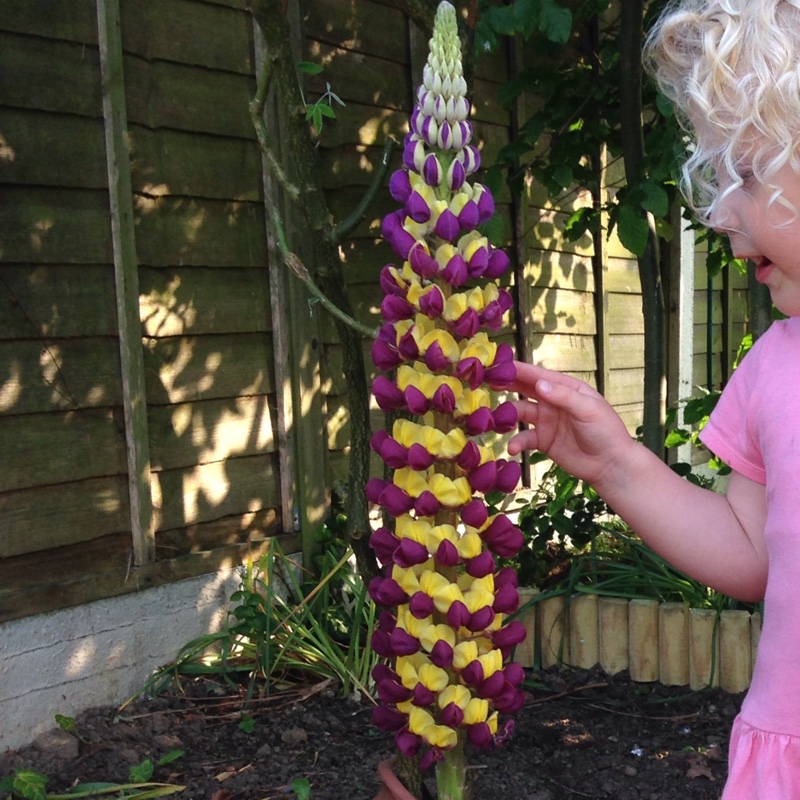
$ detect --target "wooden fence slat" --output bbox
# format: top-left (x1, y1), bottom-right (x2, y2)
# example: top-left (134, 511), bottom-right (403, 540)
top-left (97, 0), bottom-right (154, 565)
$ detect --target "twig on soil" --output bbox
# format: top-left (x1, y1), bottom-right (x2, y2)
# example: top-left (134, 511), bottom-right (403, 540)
top-left (581, 702), bottom-right (720, 723)
top-left (526, 682), bottom-right (609, 706)
top-left (548, 778), bottom-right (604, 798)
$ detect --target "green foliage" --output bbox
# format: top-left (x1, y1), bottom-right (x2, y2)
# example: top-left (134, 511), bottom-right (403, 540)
top-left (296, 62), bottom-right (345, 133)
top-left (509, 459), bottom-right (756, 614)
top-left (0, 768), bottom-right (183, 799)
top-left (291, 777), bottom-right (311, 800)
top-left (479, 0), bottom-right (688, 258)
top-left (135, 520), bottom-right (379, 704)
top-left (238, 714), bottom-right (256, 734)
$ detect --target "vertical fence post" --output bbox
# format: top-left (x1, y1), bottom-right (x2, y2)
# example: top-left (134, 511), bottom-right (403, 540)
top-left (96, 0), bottom-right (154, 566)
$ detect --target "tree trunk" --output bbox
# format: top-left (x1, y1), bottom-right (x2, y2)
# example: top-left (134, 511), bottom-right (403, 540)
top-left (619, 0), bottom-right (665, 455)
top-left (252, 0), bottom-right (379, 584)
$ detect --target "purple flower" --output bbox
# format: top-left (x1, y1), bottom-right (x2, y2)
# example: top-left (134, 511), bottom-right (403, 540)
top-left (370, 526), bottom-right (400, 565)
top-left (414, 491), bottom-right (441, 517)
top-left (371, 338), bottom-right (401, 371)
top-left (381, 294), bottom-right (415, 323)
top-left (492, 621), bottom-right (526, 650)
top-left (466, 605), bottom-right (495, 632)
top-left (372, 375), bottom-right (405, 411)
top-left (464, 407), bottom-right (493, 436)
top-left (407, 443), bottom-right (435, 471)
top-left (482, 515), bottom-right (524, 558)
top-left (412, 684), bottom-right (436, 706)
top-left (484, 247), bottom-right (510, 279)
top-left (407, 191), bottom-right (432, 223)
top-left (492, 401), bottom-right (519, 433)
top-left (434, 208), bottom-right (461, 241)
top-left (440, 702), bottom-right (464, 728)
top-left (477, 670), bottom-right (505, 699)
top-left (430, 383), bottom-right (456, 414)
top-left (378, 678), bottom-right (413, 704)
top-left (409, 591), bottom-right (435, 619)
top-left (424, 341), bottom-right (450, 372)
top-left (492, 582), bottom-right (519, 613)
top-left (461, 498), bottom-right (488, 529)
top-left (389, 170), bottom-right (412, 203)
top-left (455, 356), bottom-right (485, 390)
top-left (380, 484), bottom-right (416, 517)
top-left (466, 550), bottom-right (495, 578)
top-left (495, 459), bottom-right (522, 493)
top-left (457, 440), bottom-right (481, 471)
top-left (418, 285), bottom-right (444, 317)
top-left (371, 577), bottom-right (410, 607)
top-left (467, 460), bottom-right (497, 494)
top-left (430, 639), bottom-right (454, 669)
top-left (396, 729), bottom-right (422, 757)
top-left (409, 243), bottom-right (439, 279)
top-left (441, 253), bottom-right (468, 287)
top-left (435, 539), bottom-right (459, 567)
top-left (390, 627), bottom-right (421, 656)
top-left (405, 385), bottom-right (430, 415)
top-left (373, 705), bottom-right (407, 731)
top-left (467, 722), bottom-right (493, 748)
top-left (419, 747), bottom-right (445, 772)
top-left (446, 600), bottom-right (470, 629)
top-left (450, 308), bottom-right (480, 338)
top-left (394, 538), bottom-right (430, 568)
top-left (423, 153), bottom-right (442, 186)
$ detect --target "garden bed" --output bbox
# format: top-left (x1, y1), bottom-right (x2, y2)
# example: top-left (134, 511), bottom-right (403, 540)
top-left (1, 668), bottom-right (739, 800)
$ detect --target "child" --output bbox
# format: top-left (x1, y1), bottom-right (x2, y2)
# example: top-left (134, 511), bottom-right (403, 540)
top-left (507, 1), bottom-right (800, 797)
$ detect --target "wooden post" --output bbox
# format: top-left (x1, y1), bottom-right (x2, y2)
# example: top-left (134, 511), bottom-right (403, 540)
top-left (659, 602), bottom-right (689, 686)
top-left (667, 207), bottom-right (696, 467)
top-left (254, 6), bottom-right (327, 565)
top-left (513, 587), bottom-right (539, 668)
top-left (689, 608), bottom-right (720, 690)
top-left (96, 0), bottom-right (154, 565)
top-left (538, 595), bottom-right (568, 669)
top-left (628, 598), bottom-right (659, 682)
top-left (719, 610), bottom-right (752, 694)
top-left (599, 597), bottom-right (629, 675)
top-left (569, 594), bottom-right (599, 669)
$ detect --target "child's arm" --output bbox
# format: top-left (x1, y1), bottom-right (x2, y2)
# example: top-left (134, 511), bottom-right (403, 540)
top-left (508, 362), bottom-right (769, 601)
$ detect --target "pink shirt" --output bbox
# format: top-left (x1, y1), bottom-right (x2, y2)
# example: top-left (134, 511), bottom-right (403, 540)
top-left (700, 316), bottom-right (800, 736)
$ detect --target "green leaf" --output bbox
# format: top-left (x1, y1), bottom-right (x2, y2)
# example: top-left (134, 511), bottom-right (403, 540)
top-left (157, 750), bottom-right (185, 766)
top-left (129, 760), bottom-right (155, 784)
top-left (486, 5), bottom-right (517, 35)
top-left (552, 163), bottom-right (573, 189)
top-left (317, 103), bottom-right (336, 119)
top-left (55, 714), bottom-right (77, 733)
top-left (616, 204), bottom-right (649, 257)
top-left (665, 429), bottom-right (691, 448)
top-left (512, 0), bottom-right (539, 38)
top-left (291, 776), bottom-right (312, 800)
top-left (11, 771), bottom-right (48, 800)
top-left (296, 61), bottom-right (323, 76)
top-left (539, 0), bottom-right (572, 44)
top-left (478, 212), bottom-right (505, 247)
top-left (639, 180), bottom-right (669, 217)
top-left (239, 714), bottom-right (256, 733)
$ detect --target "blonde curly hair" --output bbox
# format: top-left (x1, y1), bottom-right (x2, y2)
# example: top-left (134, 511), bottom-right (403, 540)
top-left (644, 0), bottom-right (800, 223)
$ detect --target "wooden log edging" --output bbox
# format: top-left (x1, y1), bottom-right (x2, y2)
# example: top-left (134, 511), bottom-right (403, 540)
top-left (514, 588), bottom-right (760, 693)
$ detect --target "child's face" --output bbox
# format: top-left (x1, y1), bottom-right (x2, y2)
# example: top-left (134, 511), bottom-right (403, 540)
top-left (710, 162), bottom-right (800, 317)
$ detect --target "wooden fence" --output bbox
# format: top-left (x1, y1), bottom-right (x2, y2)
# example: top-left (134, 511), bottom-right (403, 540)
top-left (0, 0), bottom-right (746, 623)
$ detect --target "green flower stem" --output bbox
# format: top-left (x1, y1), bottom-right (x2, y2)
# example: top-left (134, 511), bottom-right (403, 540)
top-left (436, 736), bottom-right (467, 800)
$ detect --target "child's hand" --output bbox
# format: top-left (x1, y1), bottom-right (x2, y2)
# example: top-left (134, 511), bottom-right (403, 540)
top-left (507, 362), bottom-right (637, 491)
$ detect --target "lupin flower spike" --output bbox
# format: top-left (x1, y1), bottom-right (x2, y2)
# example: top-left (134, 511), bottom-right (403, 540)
top-left (369, 3), bottom-right (525, 798)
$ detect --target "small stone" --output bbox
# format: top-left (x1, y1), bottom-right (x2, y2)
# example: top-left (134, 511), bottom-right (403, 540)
top-left (623, 766), bottom-right (638, 777)
top-left (255, 743), bottom-right (272, 758)
top-left (280, 727), bottom-right (308, 746)
top-left (32, 729), bottom-right (79, 760)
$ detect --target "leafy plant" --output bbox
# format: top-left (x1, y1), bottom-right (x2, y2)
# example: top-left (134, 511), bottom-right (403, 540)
top-left (0, 768), bottom-right (183, 800)
top-left (133, 526), bottom-right (379, 705)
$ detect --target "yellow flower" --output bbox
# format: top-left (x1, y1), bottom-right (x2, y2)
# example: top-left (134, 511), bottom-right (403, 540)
top-left (456, 387), bottom-right (491, 415)
top-left (409, 708), bottom-right (458, 749)
top-left (438, 684), bottom-right (471, 710)
top-left (435, 241), bottom-right (459, 270)
top-left (459, 332), bottom-right (496, 364)
top-left (419, 328), bottom-right (460, 362)
top-left (428, 473), bottom-right (472, 506)
top-left (394, 467), bottom-right (431, 498)
top-left (419, 622), bottom-right (456, 652)
top-left (452, 640), bottom-right (478, 670)
top-left (477, 649), bottom-right (503, 678)
top-left (443, 292), bottom-right (468, 322)
top-left (456, 530), bottom-right (482, 559)
top-left (424, 523), bottom-right (458, 554)
top-left (459, 230), bottom-right (489, 262)
top-left (396, 514), bottom-right (433, 544)
top-left (418, 663), bottom-right (450, 692)
top-left (463, 697), bottom-right (489, 725)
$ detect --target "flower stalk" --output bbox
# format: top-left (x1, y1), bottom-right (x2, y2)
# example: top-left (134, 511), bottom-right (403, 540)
top-left (368, 3), bottom-right (526, 798)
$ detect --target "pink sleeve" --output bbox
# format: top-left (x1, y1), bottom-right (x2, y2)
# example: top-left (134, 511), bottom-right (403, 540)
top-left (698, 345), bottom-right (767, 485)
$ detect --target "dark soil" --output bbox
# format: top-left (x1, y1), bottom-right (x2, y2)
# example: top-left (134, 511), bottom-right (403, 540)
top-left (1, 668), bottom-right (739, 800)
